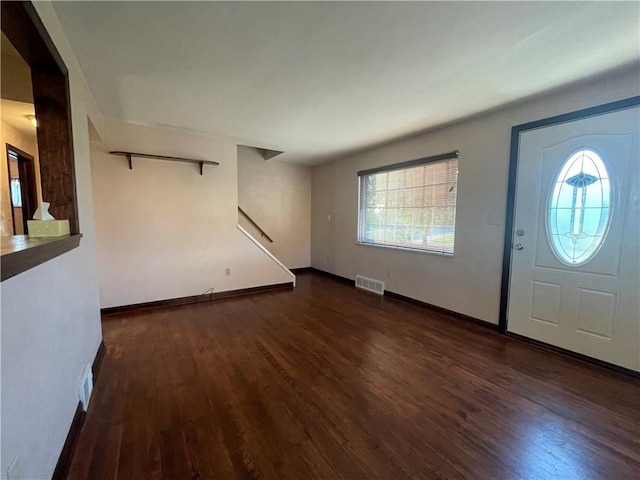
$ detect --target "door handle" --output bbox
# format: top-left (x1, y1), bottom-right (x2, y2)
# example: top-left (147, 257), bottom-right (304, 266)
top-left (514, 244), bottom-right (524, 250)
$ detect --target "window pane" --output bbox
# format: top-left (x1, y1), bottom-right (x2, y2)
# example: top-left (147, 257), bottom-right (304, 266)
top-left (358, 156), bottom-right (458, 254)
top-left (547, 149), bottom-right (610, 266)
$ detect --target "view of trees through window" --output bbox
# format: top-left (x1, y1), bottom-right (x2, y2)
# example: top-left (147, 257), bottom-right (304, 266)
top-left (358, 157), bottom-right (458, 254)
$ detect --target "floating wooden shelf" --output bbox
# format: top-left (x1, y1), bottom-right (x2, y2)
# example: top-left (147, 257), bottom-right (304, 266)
top-left (109, 151), bottom-right (219, 175)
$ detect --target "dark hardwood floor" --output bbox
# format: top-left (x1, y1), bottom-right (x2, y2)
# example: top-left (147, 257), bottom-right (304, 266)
top-left (68, 271), bottom-right (640, 479)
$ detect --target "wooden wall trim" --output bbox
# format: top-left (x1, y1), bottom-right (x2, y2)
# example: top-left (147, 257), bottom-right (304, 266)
top-left (51, 340), bottom-right (107, 479)
top-left (308, 268), bottom-right (496, 332)
top-left (51, 402), bottom-right (85, 480)
top-left (32, 70), bottom-right (79, 233)
top-left (308, 267), bottom-right (355, 285)
top-left (91, 341), bottom-right (106, 383)
top-left (290, 267), bottom-right (312, 275)
top-left (311, 268), bottom-right (637, 377)
top-left (383, 290), bottom-right (499, 331)
top-left (2, 1), bottom-right (80, 234)
top-left (0, 1), bottom-right (67, 75)
top-left (312, 266), bottom-right (497, 331)
top-left (0, 234), bottom-right (82, 282)
top-left (506, 332), bottom-right (640, 379)
top-left (499, 96), bottom-right (640, 333)
top-left (101, 282), bottom-right (294, 317)
top-left (5, 143), bottom-right (38, 234)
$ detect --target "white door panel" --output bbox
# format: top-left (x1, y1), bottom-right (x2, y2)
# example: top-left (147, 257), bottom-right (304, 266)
top-left (508, 106), bottom-right (639, 371)
top-left (531, 134), bottom-right (632, 278)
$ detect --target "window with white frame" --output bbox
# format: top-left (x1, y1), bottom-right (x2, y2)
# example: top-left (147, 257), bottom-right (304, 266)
top-left (357, 151), bottom-right (459, 254)
top-left (10, 177), bottom-right (22, 208)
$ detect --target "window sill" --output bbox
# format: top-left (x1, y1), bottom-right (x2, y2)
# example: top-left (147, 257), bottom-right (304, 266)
top-left (356, 241), bottom-right (454, 257)
top-left (1, 234), bottom-right (82, 282)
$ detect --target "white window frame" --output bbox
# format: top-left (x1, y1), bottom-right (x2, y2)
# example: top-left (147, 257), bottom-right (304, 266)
top-left (357, 150), bottom-right (459, 255)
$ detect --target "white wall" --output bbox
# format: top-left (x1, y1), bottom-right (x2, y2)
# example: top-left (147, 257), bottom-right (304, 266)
top-left (311, 68), bottom-right (640, 325)
top-left (238, 146), bottom-right (311, 269)
top-left (0, 2), bottom-right (103, 479)
top-left (91, 120), bottom-right (293, 309)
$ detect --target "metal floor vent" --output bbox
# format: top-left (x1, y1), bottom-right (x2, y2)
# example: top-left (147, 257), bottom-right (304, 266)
top-left (78, 363), bottom-right (93, 411)
top-left (355, 275), bottom-right (385, 295)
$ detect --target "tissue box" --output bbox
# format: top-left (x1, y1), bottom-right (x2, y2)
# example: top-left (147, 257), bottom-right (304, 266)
top-left (27, 220), bottom-right (70, 237)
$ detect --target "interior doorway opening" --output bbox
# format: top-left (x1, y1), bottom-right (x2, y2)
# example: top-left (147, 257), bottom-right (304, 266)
top-left (6, 144), bottom-right (38, 234)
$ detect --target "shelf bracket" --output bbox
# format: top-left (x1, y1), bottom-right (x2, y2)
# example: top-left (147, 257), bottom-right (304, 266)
top-left (109, 150), bottom-right (218, 174)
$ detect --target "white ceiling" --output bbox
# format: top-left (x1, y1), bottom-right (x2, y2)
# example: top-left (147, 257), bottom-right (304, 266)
top-left (1, 99), bottom-right (36, 136)
top-left (52, 1), bottom-right (639, 165)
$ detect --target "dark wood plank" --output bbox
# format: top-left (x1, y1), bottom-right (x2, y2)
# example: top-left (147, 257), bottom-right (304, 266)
top-left (290, 267), bottom-right (311, 275)
top-left (109, 150), bottom-right (219, 166)
top-left (308, 266), bottom-right (355, 285)
top-left (2, 1), bottom-right (80, 235)
top-left (0, 1), bottom-right (67, 75)
top-left (32, 69), bottom-right (79, 234)
top-left (92, 341), bottom-right (106, 383)
top-left (384, 288), bottom-right (499, 331)
top-left (0, 234), bottom-right (82, 282)
top-left (100, 282), bottom-right (293, 317)
top-left (506, 331), bottom-right (640, 379)
top-left (3, 1), bottom-right (79, 234)
top-left (109, 151), bottom-right (219, 169)
top-left (69, 272), bottom-right (640, 479)
top-left (52, 340), bottom-right (106, 480)
top-left (52, 402), bottom-right (86, 480)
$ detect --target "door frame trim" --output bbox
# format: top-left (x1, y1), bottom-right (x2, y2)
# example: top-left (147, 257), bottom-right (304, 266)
top-left (5, 143), bottom-right (38, 234)
top-left (499, 95), bottom-right (640, 333)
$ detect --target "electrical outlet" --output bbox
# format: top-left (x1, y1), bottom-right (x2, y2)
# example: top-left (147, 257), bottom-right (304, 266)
top-left (327, 214), bottom-right (331, 222)
top-left (386, 269), bottom-right (392, 278)
top-left (7, 455), bottom-right (20, 480)
top-left (225, 268), bottom-right (231, 276)
top-left (326, 255), bottom-right (330, 264)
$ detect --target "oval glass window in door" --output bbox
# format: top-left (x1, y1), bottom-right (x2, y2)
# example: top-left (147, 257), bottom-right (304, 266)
top-left (547, 149), bottom-right (611, 266)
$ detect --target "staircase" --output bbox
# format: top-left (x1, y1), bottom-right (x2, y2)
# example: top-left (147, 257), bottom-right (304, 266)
top-left (237, 206), bottom-right (296, 286)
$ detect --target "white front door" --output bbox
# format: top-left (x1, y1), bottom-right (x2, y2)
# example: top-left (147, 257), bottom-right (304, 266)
top-left (507, 104), bottom-right (639, 371)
